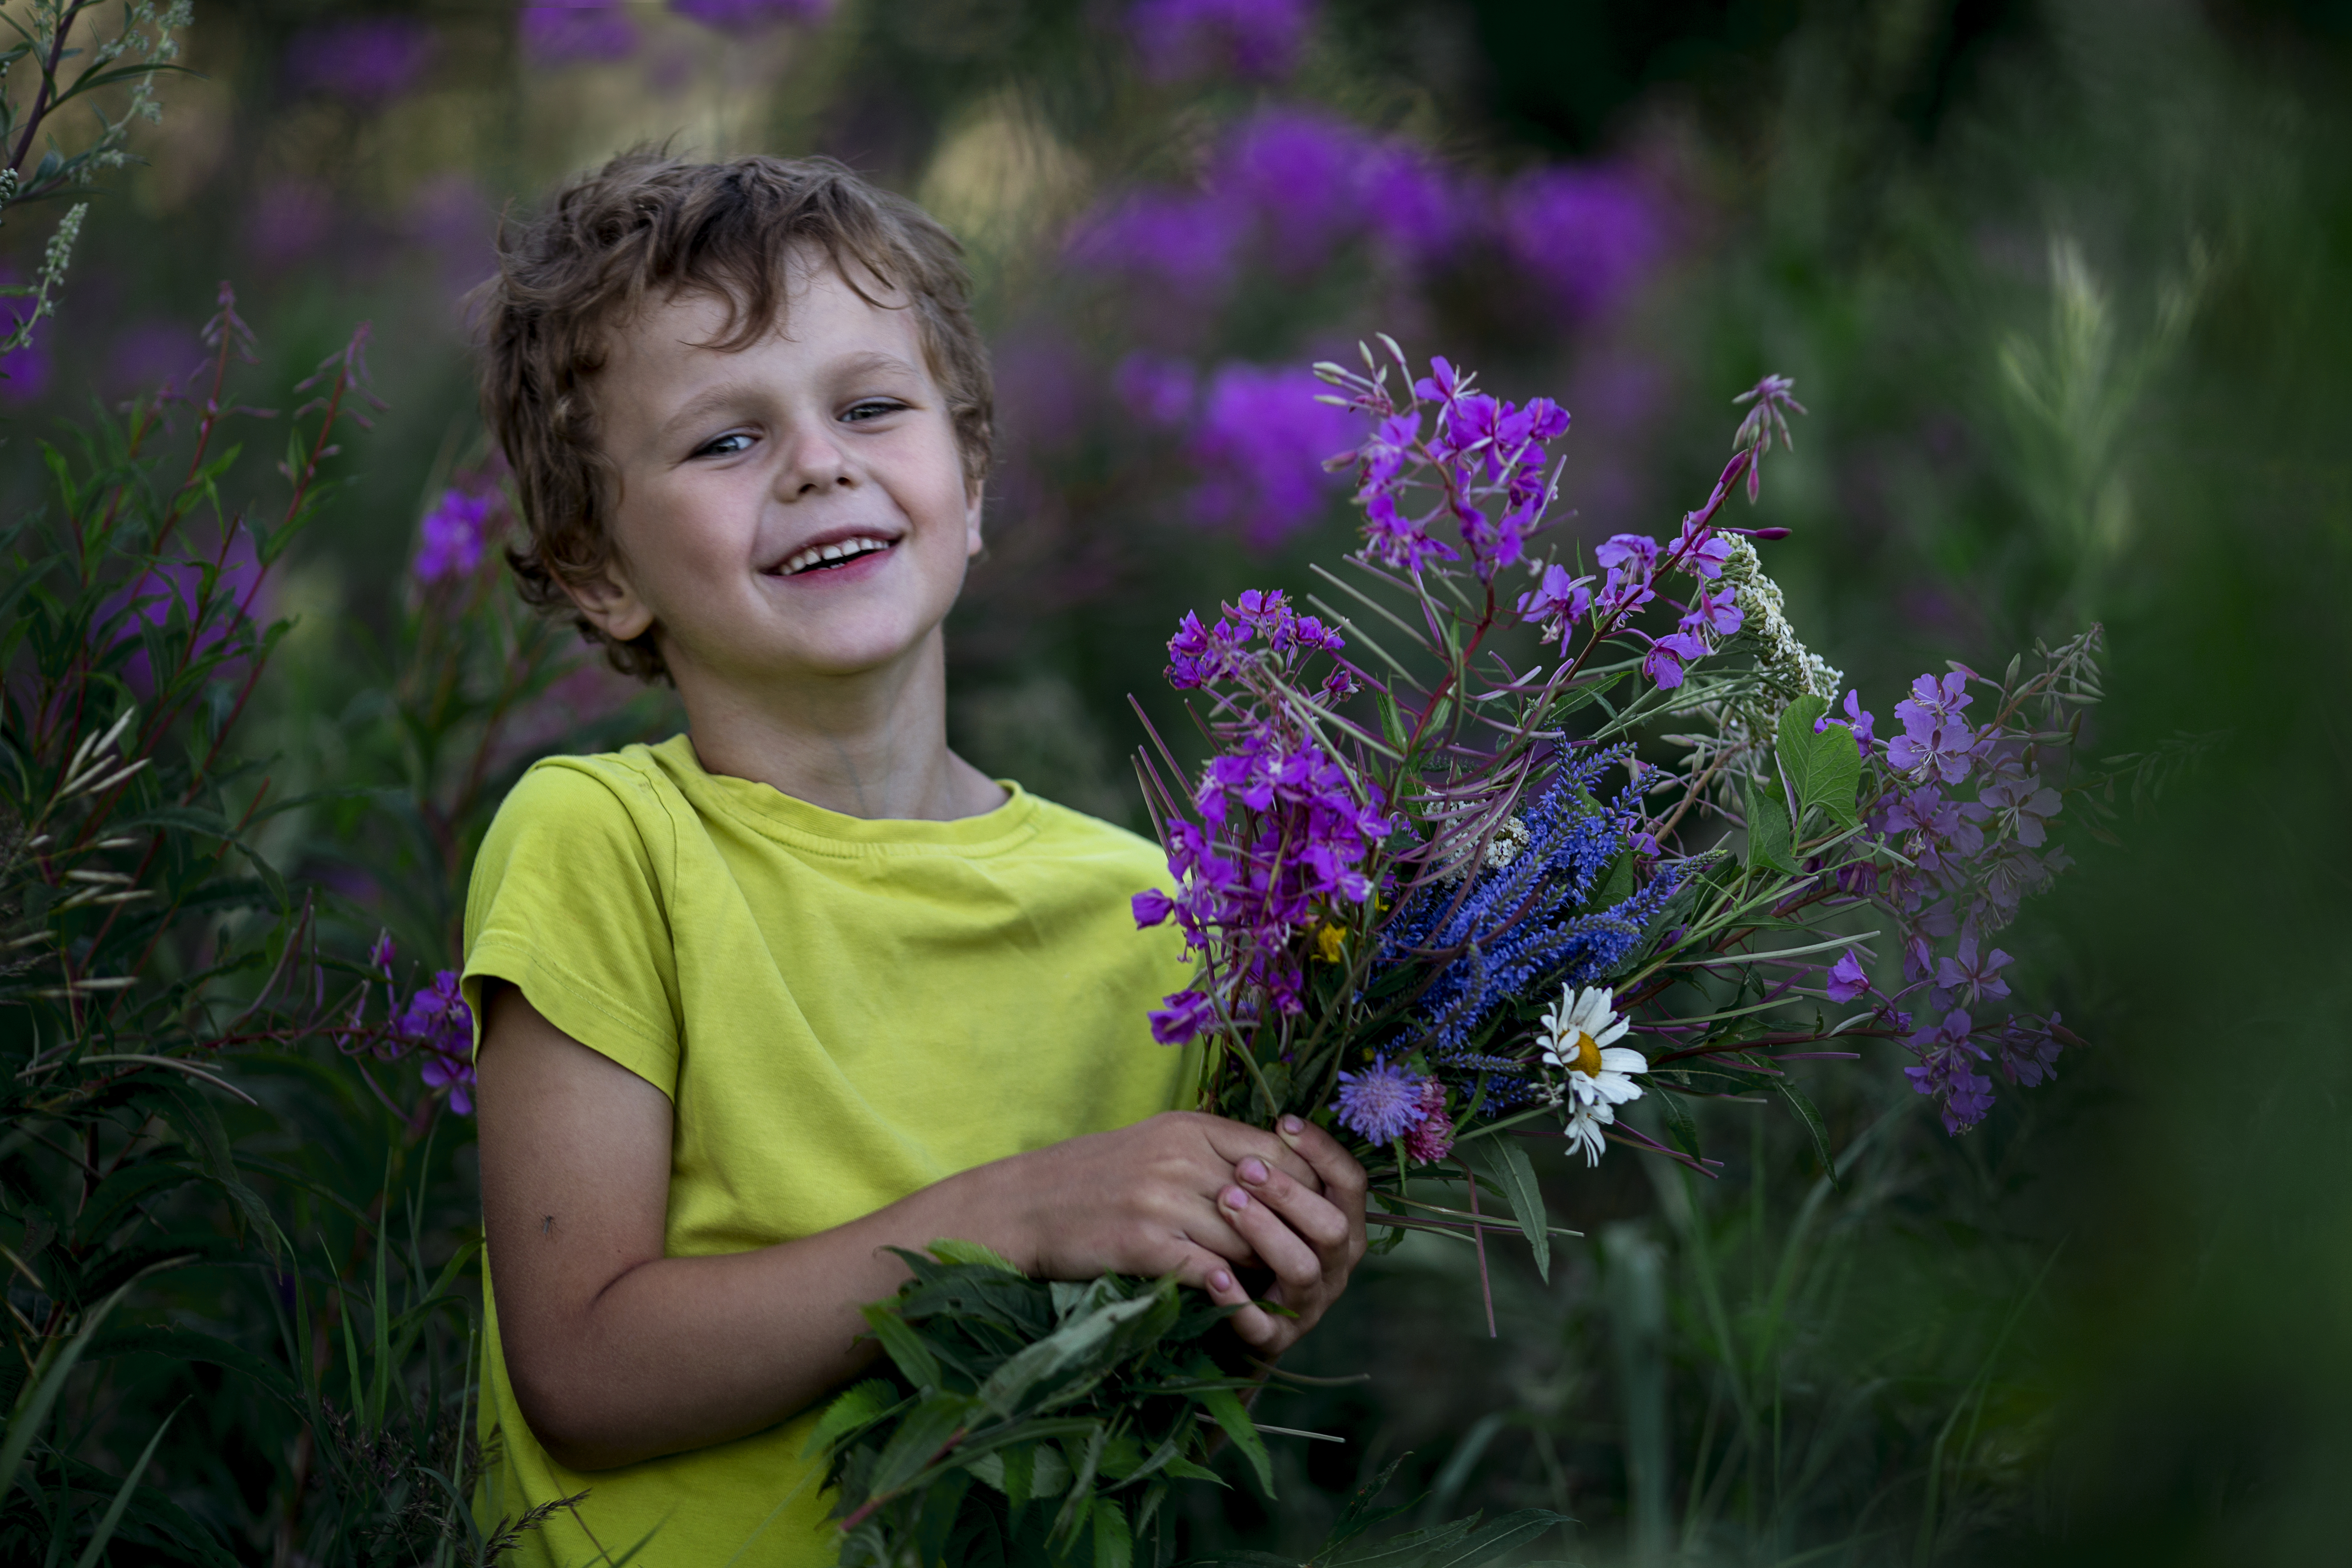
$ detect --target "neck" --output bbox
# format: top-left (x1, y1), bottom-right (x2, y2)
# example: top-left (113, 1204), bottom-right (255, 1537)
top-left (668, 628), bottom-right (1004, 822)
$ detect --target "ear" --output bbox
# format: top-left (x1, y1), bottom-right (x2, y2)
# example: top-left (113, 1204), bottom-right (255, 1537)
top-left (963, 478), bottom-right (986, 560)
top-left (562, 554), bottom-right (658, 645)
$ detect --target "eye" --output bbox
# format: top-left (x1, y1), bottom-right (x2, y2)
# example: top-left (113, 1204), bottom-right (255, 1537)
top-left (693, 431), bottom-right (754, 459)
top-left (841, 398), bottom-right (906, 425)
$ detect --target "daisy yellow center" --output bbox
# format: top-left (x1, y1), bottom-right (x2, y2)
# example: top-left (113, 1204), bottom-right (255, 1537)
top-left (1567, 1030), bottom-right (1603, 1077)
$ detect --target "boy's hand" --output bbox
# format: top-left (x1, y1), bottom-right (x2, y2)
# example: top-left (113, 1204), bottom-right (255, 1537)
top-left (1006, 1110), bottom-right (1366, 1358)
top-left (1215, 1115), bottom-right (1367, 1356)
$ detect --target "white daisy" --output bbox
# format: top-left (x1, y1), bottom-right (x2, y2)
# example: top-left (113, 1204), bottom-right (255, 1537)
top-left (1563, 1097), bottom-right (1615, 1167)
top-left (1538, 984), bottom-right (1647, 1110)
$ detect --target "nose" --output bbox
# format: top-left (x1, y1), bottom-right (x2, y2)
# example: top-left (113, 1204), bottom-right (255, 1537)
top-left (776, 421), bottom-right (855, 500)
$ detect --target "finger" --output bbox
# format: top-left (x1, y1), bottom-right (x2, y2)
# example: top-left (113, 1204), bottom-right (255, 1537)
top-left (1274, 1115), bottom-right (1368, 1223)
top-left (1233, 1155), bottom-right (1349, 1257)
top-left (1217, 1183), bottom-right (1323, 1304)
top-left (1196, 1116), bottom-right (1323, 1191)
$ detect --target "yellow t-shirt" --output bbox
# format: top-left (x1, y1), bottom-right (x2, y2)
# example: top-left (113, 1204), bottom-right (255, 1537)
top-left (461, 735), bottom-right (1195, 1568)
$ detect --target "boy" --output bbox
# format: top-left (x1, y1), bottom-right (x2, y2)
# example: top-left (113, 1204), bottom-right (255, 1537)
top-left (463, 150), bottom-right (1368, 1566)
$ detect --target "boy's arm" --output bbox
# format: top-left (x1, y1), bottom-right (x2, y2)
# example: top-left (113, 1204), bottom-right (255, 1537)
top-left (475, 982), bottom-right (1365, 1472)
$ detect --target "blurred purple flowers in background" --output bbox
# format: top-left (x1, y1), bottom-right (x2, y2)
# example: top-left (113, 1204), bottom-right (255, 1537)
top-left (520, 2), bottom-right (640, 67)
top-left (669, 0), bottom-right (835, 31)
top-left (286, 17), bottom-right (435, 103)
top-left (1500, 165), bottom-right (1672, 322)
top-left (413, 488), bottom-right (498, 583)
top-left (1185, 363), bottom-right (1356, 545)
top-left (1130, 0), bottom-right (1313, 82)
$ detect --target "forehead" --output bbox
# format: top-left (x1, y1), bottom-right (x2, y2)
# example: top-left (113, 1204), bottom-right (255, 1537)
top-left (600, 253), bottom-right (928, 398)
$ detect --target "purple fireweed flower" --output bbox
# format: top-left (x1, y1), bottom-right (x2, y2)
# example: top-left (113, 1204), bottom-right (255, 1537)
top-left (1679, 585), bottom-right (1743, 637)
top-left (1519, 564), bottom-right (1594, 647)
top-left (1498, 164), bottom-right (1671, 322)
top-left (1893, 670), bottom-right (1972, 729)
top-left (670, 0), bottom-right (833, 31)
top-left (1187, 361), bottom-right (1357, 546)
top-left (1824, 948), bottom-right (1871, 1002)
top-left (396, 970), bottom-right (476, 1115)
top-left (1978, 773), bottom-right (2063, 848)
top-left (1149, 989), bottom-right (1218, 1045)
top-left (1594, 566), bottom-right (1654, 621)
top-left (1642, 630), bottom-right (1709, 689)
top-left (286, 17), bottom-right (435, 102)
top-left (1815, 689), bottom-right (1876, 750)
top-left (1596, 533), bottom-right (1659, 581)
top-left (1669, 515), bottom-right (1733, 579)
top-left (1904, 1008), bottom-right (1994, 1133)
top-left (1996, 1011), bottom-right (2065, 1087)
top-left (1886, 713), bottom-right (1985, 787)
top-left (1333, 1056), bottom-right (1428, 1144)
top-left (413, 488), bottom-right (496, 583)
top-left (1936, 935), bottom-right (2014, 1006)
top-left (1115, 352), bottom-right (1197, 427)
top-left (519, 2), bottom-right (640, 65)
top-left (1361, 492), bottom-right (1458, 572)
top-left (368, 930), bottom-right (397, 975)
top-left (1130, 0), bottom-right (1312, 82)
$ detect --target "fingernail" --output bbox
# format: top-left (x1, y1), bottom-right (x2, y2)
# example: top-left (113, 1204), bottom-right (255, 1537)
top-left (1223, 1187), bottom-right (1250, 1211)
top-left (1239, 1157), bottom-right (1269, 1185)
top-left (1210, 1270), bottom-right (1233, 1292)
top-left (1279, 1115), bottom-right (1305, 1138)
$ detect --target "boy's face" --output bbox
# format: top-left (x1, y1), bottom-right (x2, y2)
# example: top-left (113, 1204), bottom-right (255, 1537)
top-left (575, 255), bottom-right (982, 694)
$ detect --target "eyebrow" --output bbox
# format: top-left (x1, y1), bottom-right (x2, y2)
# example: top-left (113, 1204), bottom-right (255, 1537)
top-left (654, 352), bottom-right (928, 440)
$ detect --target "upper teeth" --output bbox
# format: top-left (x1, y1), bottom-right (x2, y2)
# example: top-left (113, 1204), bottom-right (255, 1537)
top-left (782, 537), bottom-right (891, 575)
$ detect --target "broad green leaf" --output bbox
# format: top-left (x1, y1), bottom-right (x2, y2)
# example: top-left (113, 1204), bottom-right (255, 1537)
top-left (977, 1286), bottom-right (1177, 1419)
top-left (1743, 776), bottom-right (1801, 876)
top-left (1585, 849), bottom-right (1635, 913)
top-left (914, 1467), bottom-right (973, 1566)
top-left (1468, 1141), bottom-right (1550, 1283)
top-left (1196, 1384), bottom-right (1273, 1500)
top-left (1331, 1519), bottom-right (1474, 1567)
top-left (1776, 693), bottom-right (1863, 831)
top-left (928, 1238), bottom-right (1025, 1275)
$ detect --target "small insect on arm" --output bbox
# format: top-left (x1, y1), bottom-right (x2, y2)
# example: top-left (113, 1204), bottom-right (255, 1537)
top-left (542, 1215), bottom-right (555, 1237)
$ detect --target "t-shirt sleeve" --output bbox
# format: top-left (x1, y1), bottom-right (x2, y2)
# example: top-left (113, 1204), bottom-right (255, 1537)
top-left (462, 759), bottom-right (682, 1099)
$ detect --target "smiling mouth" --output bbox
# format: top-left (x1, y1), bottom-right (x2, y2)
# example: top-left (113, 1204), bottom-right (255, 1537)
top-left (777, 536), bottom-right (894, 576)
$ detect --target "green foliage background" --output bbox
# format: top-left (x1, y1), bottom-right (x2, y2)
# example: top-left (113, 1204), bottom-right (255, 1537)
top-left (2, 1), bottom-right (2347, 1563)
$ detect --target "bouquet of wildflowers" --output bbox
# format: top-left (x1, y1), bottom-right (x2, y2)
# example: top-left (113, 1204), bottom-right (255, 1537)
top-left (815, 341), bottom-right (2108, 1568)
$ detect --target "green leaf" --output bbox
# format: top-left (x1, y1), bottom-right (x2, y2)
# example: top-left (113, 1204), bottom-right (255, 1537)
top-left (1585, 849), bottom-right (1635, 913)
top-left (1743, 775), bottom-right (1801, 876)
top-left (1770, 1078), bottom-right (1840, 1188)
top-left (1653, 1089), bottom-right (1704, 1165)
top-left (804, 1378), bottom-right (905, 1460)
top-left (927, 1238), bottom-right (1025, 1275)
top-left (1375, 690), bottom-right (1409, 754)
top-left (72, 1403), bottom-right (180, 1568)
top-left (1775, 693), bottom-right (1863, 830)
top-left (1467, 1141), bottom-right (1550, 1283)
top-left (1331, 1519), bottom-right (1475, 1567)
top-left (977, 1284), bottom-right (1179, 1419)
top-left (1195, 1383), bottom-right (1273, 1500)
top-left (83, 1325), bottom-right (298, 1405)
top-left (0, 1260), bottom-right (179, 1501)
top-left (1425, 1510), bottom-right (1576, 1568)
top-left (861, 1304), bottom-right (945, 1391)
top-left (867, 1393), bottom-right (975, 1497)
top-left (1092, 1495), bottom-right (1133, 1568)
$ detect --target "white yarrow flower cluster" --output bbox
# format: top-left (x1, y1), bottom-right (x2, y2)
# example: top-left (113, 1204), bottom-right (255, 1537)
top-left (1662, 537), bottom-right (1845, 792)
top-left (1537, 985), bottom-right (1646, 1167)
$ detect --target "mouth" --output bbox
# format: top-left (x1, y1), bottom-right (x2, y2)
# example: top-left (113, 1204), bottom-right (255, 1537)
top-left (771, 533), bottom-right (897, 577)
